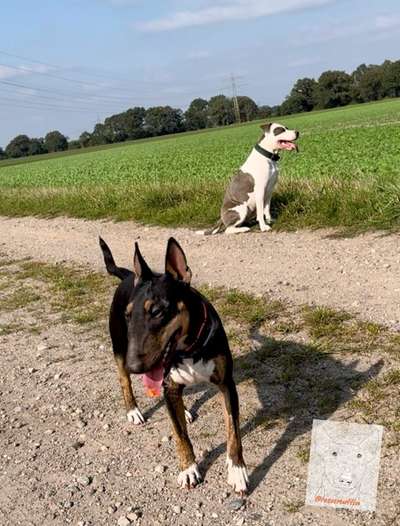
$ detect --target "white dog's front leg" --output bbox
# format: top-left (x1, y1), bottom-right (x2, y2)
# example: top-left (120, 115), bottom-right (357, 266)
top-left (264, 201), bottom-right (272, 224)
top-left (256, 196), bottom-right (270, 232)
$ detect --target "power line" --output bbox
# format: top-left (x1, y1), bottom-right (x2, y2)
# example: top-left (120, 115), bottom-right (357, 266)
top-left (0, 79), bottom-right (157, 104)
top-left (0, 96), bottom-right (106, 114)
top-left (0, 49), bottom-right (129, 82)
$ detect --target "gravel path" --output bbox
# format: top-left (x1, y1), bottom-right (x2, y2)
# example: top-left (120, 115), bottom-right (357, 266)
top-left (1, 216), bottom-right (399, 326)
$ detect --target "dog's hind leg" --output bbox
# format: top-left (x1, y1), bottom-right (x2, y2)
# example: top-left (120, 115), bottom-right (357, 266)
top-left (223, 206), bottom-right (251, 235)
top-left (218, 378), bottom-right (248, 494)
top-left (115, 354), bottom-right (145, 425)
top-left (225, 225), bottom-right (251, 235)
top-left (164, 380), bottom-right (202, 489)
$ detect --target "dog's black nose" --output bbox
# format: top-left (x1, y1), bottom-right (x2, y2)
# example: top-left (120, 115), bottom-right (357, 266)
top-left (126, 360), bottom-right (146, 374)
top-left (295, 131), bottom-right (300, 139)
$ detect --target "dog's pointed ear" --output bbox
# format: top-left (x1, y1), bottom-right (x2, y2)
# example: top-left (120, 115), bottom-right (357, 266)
top-left (260, 122), bottom-right (272, 133)
top-left (134, 242), bottom-right (153, 281)
top-left (165, 238), bottom-right (192, 284)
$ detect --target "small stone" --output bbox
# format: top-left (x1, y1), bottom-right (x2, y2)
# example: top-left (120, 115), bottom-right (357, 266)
top-left (228, 498), bottom-right (245, 511)
top-left (77, 420), bottom-right (87, 429)
top-left (72, 441), bottom-right (85, 450)
top-left (103, 423), bottom-right (110, 431)
top-left (108, 505), bottom-right (117, 514)
top-left (54, 373), bottom-right (62, 380)
top-left (172, 505), bottom-right (182, 514)
top-left (99, 345), bottom-right (106, 352)
top-left (45, 429), bottom-right (54, 435)
top-left (236, 518), bottom-right (245, 526)
top-left (211, 512), bottom-right (218, 519)
top-left (127, 512), bottom-right (141, 521)
top-left (28, 367), bottom-right (37, 374)
top-left (37, 343), bottom-right (47, 352)
top-left (126, 471), bottom-right (133, 478)
top-left (154, 464), bottom-right (166, 474)
top-left (161, 435), bottom-right (170, 443)
top-left (117, 517), bottom-right (131, 526)
top-left (77, 476), bottom-right (91, 486)
top-left (63, 501), bottom-right (74, 509)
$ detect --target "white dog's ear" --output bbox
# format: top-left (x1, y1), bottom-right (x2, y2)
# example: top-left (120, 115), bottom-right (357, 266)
top-left (260, 123), bottom-right (272, 133)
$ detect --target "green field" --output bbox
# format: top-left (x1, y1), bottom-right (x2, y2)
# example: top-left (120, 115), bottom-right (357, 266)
top-left (1, 99), bottom-right (400, 231)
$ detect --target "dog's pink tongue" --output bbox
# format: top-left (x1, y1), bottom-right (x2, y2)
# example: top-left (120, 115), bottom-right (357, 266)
top-left (142, 363), bottom-right (164, 397)
top-left (280, 141), bottom-right (297, 151)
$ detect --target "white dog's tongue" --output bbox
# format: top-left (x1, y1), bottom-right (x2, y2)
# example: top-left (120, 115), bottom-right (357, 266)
top-left (280, 140), bottom-right (297, 151)
top-left (142, 363), bottom-right (164, 397)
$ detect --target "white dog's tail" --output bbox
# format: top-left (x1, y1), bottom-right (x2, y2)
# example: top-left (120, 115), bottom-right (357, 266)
top-left (196, 219), bottom-right (225, 236)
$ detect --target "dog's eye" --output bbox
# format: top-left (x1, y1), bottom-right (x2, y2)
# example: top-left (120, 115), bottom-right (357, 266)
top-left (150, 305), bottom-right (164, 318)
top-left (332, 451), bottom-right (337, 456)
top-left (273, 126), bottom-right (285, 136)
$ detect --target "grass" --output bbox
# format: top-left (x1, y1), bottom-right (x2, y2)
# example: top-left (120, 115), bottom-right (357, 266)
top-left (0, 99), bottom-right (400, 231)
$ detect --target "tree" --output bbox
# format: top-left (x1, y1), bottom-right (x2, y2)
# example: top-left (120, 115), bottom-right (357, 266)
top-left (145, 106), bottom-right (184, 136)
top-left (103, 107), bottom-right (147, 142)
top-left (270, 105), bottom-right (282, 117)
top-left (382, 60), bottom-right (400, 98)
top-left (316, 70), bottom-right (352, 109)
top-left (237, 96), bottom-right (258, 122)
top-left (258, 105), bottom-right (272, 119)
top-left (44, 130), bottom-right (68, 152)
top-left (79, 131), bottom-right (92, 148)
top-left (68, 140), bottom-right (81, 150)
top-left (358, 67), bottom-right (384, 102)
top-left (207, 95), bottom-right (235, 127)
top-left (5, 135), bottom-right (32, 158)
top-left (185, 98), bottom-right (209, 130)
top-left (0, 147), bottom-right (7, 160)
top-left (29, 138), bottom-right (46, 156)
top-left (90, 123), bottom-right (112, 146)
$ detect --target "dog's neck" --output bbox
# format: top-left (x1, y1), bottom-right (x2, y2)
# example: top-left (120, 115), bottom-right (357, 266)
top-left (254, 143), bottom-right (280, 162)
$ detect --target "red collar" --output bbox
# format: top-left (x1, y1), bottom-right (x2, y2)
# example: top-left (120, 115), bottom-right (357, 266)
top-left (183, 301), bottom-right (208, 353)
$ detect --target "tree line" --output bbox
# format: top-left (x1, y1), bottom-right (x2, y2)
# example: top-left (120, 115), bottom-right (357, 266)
top-left (1, 58), bottom-right (399, 160)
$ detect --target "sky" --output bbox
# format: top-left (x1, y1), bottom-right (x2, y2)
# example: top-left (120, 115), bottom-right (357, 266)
top-left (1, 0), bottom-right (400, 147)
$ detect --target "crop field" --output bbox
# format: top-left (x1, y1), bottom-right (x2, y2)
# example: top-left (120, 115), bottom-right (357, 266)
top-left (0, 99), bottom-right (400, 231)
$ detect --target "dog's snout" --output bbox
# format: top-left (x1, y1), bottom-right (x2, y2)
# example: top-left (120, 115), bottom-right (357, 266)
top-left (126, 359), bottom-right (146, 374)
top-left (295, 130), bottom-right (300, 139)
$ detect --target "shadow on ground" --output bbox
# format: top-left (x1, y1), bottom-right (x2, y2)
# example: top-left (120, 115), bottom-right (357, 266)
top-left (186, 330), bottom-right (383, 495)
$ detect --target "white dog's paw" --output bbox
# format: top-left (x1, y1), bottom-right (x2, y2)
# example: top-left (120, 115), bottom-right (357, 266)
top-left (177, 463), bottom-right (202, 489)
top-left (185, 408), bottom-right (194, 424)
top-left (227, 457), bottom-right (249, 494)
top-left (126, 408), bottom-right (146, 425)
top-left (260, 224), bottom-right (272, 232)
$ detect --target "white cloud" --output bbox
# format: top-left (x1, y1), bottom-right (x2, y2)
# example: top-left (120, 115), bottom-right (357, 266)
top-left (137, 0), bottom-right (335, 32)
top-left (375, 14), bottom-right (400, 30)
top-left (0, 64), bottom-right (52, 80)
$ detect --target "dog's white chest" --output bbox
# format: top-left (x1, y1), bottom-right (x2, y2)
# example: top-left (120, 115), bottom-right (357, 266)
top-left (170, 358), bottom-right (215, 385)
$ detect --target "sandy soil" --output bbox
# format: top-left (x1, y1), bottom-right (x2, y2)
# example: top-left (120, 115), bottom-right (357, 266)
top-left (0, 216), bottom-right (399, 327)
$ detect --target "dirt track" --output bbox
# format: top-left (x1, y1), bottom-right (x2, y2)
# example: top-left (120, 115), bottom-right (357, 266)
top-left (1, 217), bottom-right (400, 525)
top-left (1, 216), bottom-right (399, 327)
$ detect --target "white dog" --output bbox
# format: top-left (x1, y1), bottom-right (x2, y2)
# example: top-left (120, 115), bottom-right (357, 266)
top-left (199, 122), bottom-right (299, 235)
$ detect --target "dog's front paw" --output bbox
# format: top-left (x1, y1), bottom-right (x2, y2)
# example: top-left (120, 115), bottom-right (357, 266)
top-left (177, 463), bottom-right (202, 489)
top-left (227, 458), bottom-right (249, 494)
top-left (126, 408), bottom-right (146, 425)
top-left (259, 224), bottom-right (272, 232)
